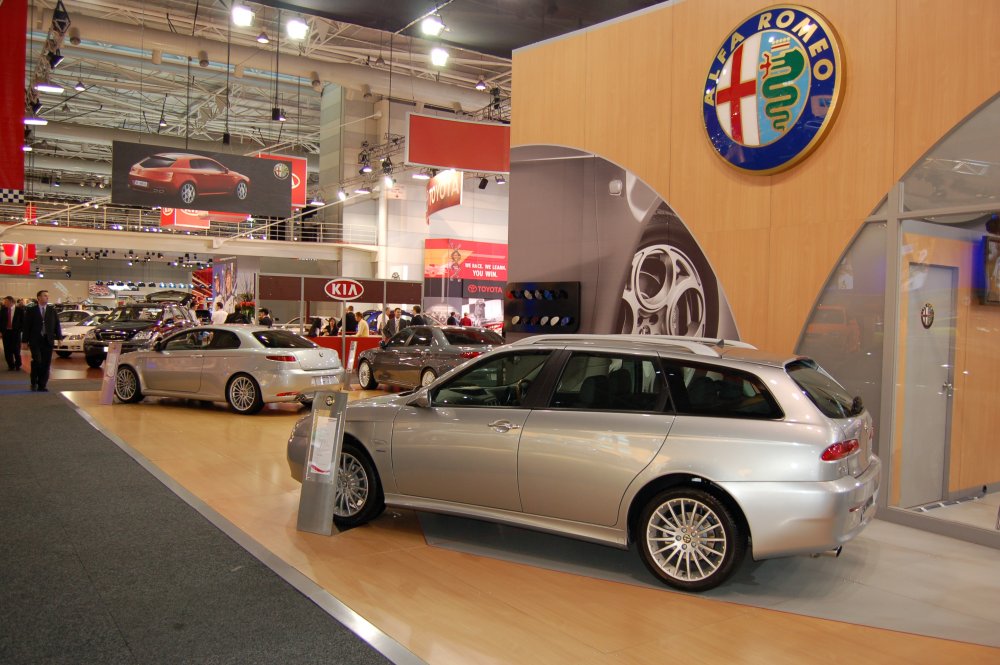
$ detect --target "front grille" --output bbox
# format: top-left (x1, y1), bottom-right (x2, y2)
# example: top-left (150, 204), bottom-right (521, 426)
top-left (97, 330), bottom-right (135, 341)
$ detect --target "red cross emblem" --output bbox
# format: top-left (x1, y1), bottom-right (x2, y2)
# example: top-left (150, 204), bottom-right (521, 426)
top-left (714, 43), bottom-right (758, 143)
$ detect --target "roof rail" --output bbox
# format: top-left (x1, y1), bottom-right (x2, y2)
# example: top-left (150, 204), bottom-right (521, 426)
top-left (509, 334), bottom-right (757, 357)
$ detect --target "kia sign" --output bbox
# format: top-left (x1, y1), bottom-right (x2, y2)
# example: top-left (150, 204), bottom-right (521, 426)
top-left (324, 279), bottom-right (365, 300)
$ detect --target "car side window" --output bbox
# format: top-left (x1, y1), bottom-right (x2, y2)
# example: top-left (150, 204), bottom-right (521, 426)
top-left (661, 360), bottom-right (783, 419)
top-left (549, 352), bottom-right (667, 412)
top-left (408, 328), bottom-right (432, 347)
top-left (385, 330), bottom-right (411, 349)
top-left (207, 330), bottom-right (240, 349)
top-left (430, 352), bottom-right (550, 408)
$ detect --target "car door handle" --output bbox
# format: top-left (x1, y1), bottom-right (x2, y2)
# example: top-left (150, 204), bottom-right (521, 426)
top-left (488, 420), bottom-right (520, 433)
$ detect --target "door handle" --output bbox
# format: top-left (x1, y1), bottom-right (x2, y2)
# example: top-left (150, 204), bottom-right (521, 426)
top-left (488, 420), bottom-right (520, 433)
top-left (942, 382), bottom-right (953, 397)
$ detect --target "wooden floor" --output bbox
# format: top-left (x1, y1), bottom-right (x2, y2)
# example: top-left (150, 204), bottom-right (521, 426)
top-left (63, 386), bottom-right (1000, 664)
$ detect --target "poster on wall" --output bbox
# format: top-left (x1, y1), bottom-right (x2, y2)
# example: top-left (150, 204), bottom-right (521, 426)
top-left (509, 145), bottom-right (740, 339)
top-left (111, 141), bottom-right (292, 217)
top-left (423, 238), bottom-right (507, 329)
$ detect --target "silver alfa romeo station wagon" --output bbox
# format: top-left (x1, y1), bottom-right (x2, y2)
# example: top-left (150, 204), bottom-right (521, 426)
top-left (288, 335), bottom-right (880, 591)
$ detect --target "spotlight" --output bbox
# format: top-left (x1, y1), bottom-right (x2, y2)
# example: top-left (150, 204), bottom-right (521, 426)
top-left (478, 177), bottom-right (488, 190)
top-left (271, 107), bottom-right (287, 122)
top-left (495, 174), bottom-right (506, 185)
top-left (354, 184), bottom-right (372, 194)
top-left (421, 15), bottom-right (445, 37)
top-left (24, 116), bottom-right (48, 126)
top-left (475, 78), bottom-right (487, 91)
top-left (286, 17), bottom-right (309, 40)
top-left (47, 50), bottom-right (65, 69)
top-left (231, 4), bottom-right (254, 27)
top-left (384, 174), bottom-right (395, 188)
top-left (337, 188), bottom-right (347, 201)
top-left (53, 178), bottom-right (61, 188)
top-left (74, 80), bottom-right (86, 92)
top-left (256, 31), bottom-right (270, 44)
top-left (158, 115), bottom-right (167, 128)
top-left (34, 81), bottom-right (64, 94)
top-left (222, 132), bottom-right (231, 145)
top-left (309, 193), bottom-right (325, 206)
top-left (198, 51), bottom-right (209, 68)
top-left (430, 47), bottom-right (449, 67)
top-left (412, 169), bottom-right (431, 180)
top-left (381, 157), bottom-right (393, 174)
top-left (22, 144), bottom-right (32, 153)
top-left (359, 163), bottom-right (372, 175)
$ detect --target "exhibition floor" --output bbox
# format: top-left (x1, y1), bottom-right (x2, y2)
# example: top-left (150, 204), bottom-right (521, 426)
top-left (3, 354), bottom-right (1000, 663)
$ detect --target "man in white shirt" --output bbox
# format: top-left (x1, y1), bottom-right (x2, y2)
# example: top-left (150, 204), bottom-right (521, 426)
top-left (211, 302), bottom-right (228, 325)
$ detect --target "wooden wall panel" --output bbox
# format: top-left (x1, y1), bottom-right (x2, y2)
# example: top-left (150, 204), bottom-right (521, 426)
top-left (583, 10), bottom-right (673, 196)
top-left (698, 229), bottom-right (771, 342)
top-left (510, 32), bottom-right (588, 149)
top-left (894, 0), bottom-right (1000, 180)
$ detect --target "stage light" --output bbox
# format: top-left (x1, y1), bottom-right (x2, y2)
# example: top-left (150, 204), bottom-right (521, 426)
top-left (232, 4), bottom-right (254, 27)
top-left (287, 18), bottom-right (309, 40)
top-left (478, 177), bottom-right (488, 190)
top-left (430, 47), bottom-right (449, 67)
top-left (421, 15), bottom-right (445, 37)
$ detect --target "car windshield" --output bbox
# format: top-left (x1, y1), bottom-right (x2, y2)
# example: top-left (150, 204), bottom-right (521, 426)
top-left (253, 330), bottom-right (316, 348)
top-left (140, 155), bottom-right (176, 168)
top-left (786, 359), bottom-right (861, 418)
top-left (442, 329), bottom-right (504, 345)
top-left (106, 306), bottom-right (164, 322)
top-left (80, 314), bottom-right (105, 326)
top-left (813, 308), bottom-right (846, 324)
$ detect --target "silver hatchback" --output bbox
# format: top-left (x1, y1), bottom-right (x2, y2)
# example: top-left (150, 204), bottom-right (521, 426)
top-left (287, 335), bottom-right (880, 591)
top-left (115, 326), bottom-right (343, 414)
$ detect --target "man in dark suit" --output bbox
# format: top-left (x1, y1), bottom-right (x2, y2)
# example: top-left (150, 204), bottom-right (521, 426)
top-left (0, 295), bottom-right (24, 370)
top-left (22, 290), bottom-right (62, 392)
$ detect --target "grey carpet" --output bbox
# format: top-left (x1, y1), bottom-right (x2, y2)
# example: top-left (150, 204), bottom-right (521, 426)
top-left (0, 390), bottom-right (394, 665)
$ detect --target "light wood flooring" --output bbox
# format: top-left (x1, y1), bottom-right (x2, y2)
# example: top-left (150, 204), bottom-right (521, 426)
top-left (63, 389), bottom-right (1000, 664)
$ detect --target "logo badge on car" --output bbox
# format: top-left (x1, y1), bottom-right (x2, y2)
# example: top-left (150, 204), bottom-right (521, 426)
top-left (920, 303), bottom-right (935, 329)
top-left (702, 6), bottom-right (843, 173)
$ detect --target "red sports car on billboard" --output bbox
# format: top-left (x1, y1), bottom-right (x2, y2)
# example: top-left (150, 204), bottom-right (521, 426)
top-left (128, 153), bottom-right (250, 206)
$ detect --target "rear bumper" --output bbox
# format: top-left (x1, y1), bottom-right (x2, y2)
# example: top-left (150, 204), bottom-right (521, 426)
top-left (719, 454), bottom-right (882, 560)
top-left (258, 368), bottom-right (345, 403)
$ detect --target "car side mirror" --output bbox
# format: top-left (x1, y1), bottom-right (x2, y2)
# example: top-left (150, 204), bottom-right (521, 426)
top-left (409, 390), bottom-right (430, 408)
top-left (379, 340), bottom-right (387, 349)
top-left (154, 340), bottom-right (164, 352)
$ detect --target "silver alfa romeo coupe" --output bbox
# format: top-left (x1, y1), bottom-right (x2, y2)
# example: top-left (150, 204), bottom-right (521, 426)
top-left (287, 335), bottom-right (880, 591)
top-left (114, 326), bottom-right (343, 414)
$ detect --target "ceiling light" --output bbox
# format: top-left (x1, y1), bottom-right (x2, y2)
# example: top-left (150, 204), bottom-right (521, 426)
top-left (430, 47), bottom-right (449, 67)
top-left (74, 80), bottom-right (86, 92)
top-left (495, 174), bottom-right (506, 185)
top-left (412, 170), bottom-right (431, 180)
top-left (256, 31), bottom-right (270, 44)
top-left (22, 144), bottom-right (32, 152)
top-left (53, 178), bottom-right (61, 187)
top-left (478, 177), bottom-right (488, 190)
top-left (287, 18), bottom-right (309, 40)
top-left (232, 4), bottom-right (254, 27)
top-left (421, 15), bottom-right (445, 37)
top-left (271, 107), bottom-right (286, 122)
top-left (337, 188), bottom-right (347, 201)
top-left (475, 78), bottom-right (487, 91)
top-left (381, 157), bottom-right (393, 174)
top-left (158, 115), bottom-right (167, 128)
top-left (375, 54), bottom-right (385, 67)
top-left (47, 50), bottom-right (65, 69)
top-left (384, 174), bottom-right (395, 187)
top-left (354, 184), bottom-right (371, 194)
top-left (309, 193), bottom-right (325, 206)
top-left (359, 164), bottom-right (372, 175)
top-left (34, 82), bottom-right (64, 94)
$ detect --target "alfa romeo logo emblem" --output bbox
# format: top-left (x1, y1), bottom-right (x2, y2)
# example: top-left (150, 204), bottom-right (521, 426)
top-left (920, 303), bottom-right (935, 329)
top-left (702, 5), bottom-right (843, 173)
top-left (273, 162), bottom-right (290, 180)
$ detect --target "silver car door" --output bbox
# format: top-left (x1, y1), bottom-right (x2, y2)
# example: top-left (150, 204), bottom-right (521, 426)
top-left (391, 350), bottom-right (551, 512)
top-left (198, 328), bottom-right (243, 398)
top-left (518, 352), bottom-right (674, 526)
top-left (396, 327), bottom-right (433, 385)
top-left (142, 330), bottom-right (206, 392)
top-left (375, 329), bottom-right (412, 383)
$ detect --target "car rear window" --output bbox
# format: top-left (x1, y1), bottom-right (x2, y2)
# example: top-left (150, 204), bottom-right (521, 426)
top-left (140, 156), bottom-right (176, 168)
top-left (786, 359), bottom-right (860, 418)
top-left (443, 329), bottom-right (503, 345)
top-left (253, 330), bottom-right (316, 348)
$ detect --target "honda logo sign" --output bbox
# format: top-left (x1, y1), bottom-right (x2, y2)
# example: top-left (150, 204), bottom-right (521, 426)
top-left (324, 278), bottom-right (364, 300)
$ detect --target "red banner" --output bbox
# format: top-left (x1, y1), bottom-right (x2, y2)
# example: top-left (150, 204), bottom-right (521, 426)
top-left (406, 113), bottom-right (510, 174)
top-left (424, 239), bottom-right (508, 282)
top-left (257, 153), bottom-right (307, 208)
top-left (0, 243), bottom-right (36, 275)
top-left (0, 0), bottom-right (27, 196)
top-left (160, 208), bottom-right (211, 229)
top-left (425, 169), bottom-right (463, 224)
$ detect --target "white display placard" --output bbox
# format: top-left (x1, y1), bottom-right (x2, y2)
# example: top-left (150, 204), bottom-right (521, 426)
top-left (99, 341), bottom-right (123, 405)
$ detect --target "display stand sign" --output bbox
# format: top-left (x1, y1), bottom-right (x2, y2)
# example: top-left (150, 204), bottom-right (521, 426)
top-left (296, 390), bottom-right (348, 536)
top-left (98, 341), bottom-right (124, 405)
top-left (346, 340), bottom-right (358, 373)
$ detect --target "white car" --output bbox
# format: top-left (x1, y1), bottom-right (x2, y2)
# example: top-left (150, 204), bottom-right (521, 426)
top-left (55, 313), bottom-right (109, 358)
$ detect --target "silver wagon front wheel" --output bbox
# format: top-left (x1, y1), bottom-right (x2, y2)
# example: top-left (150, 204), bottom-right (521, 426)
top-left (637, 488), bottom-right (745, 592)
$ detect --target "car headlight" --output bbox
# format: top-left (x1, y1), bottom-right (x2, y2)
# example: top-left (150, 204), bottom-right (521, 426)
top-left (85, 329), bottom-right (97, 339)
top-left (69, 333), bottom-right (84, 340)
top-left (132, 330), bottom-right (156, 341)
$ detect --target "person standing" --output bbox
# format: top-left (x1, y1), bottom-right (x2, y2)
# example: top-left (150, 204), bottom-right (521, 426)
top-left (23, 290), bottom-right (62, 392)
top-left (257, 308), bottom-right (273, 327)
top-left (354, 311), bottom-right (370, 337)
top-left (411, 305), bottom-right (426, 326)
top-left (211, 301), bottom-right (228, 324)
top-left (343, 305), bottom-right (358, 334)
top-left (382, 309), bottom-right (398, 339)
top-left (460, 311), bottom-right (472, 327)
top-left (446, 311), bottom-right (459, 326)
top-left (1, 296), bottom-right (24, 371)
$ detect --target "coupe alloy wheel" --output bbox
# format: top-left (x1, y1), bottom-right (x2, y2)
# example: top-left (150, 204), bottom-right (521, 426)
top-left (179, 182), bottom-right (197, 205)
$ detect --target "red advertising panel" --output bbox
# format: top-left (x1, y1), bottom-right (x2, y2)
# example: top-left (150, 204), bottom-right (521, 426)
top-left (160, 208), bottom-right (211, 229)
top-left (0, 0), bottom-right (26, 202)
top-left (424, 239), bottom-right (508, 282)
top-left (0, 243), bottom-right (35, 275)
top-left (257, 153), bottom-right (307, 208)
top-left (425, 169), bottom-right (463, 224)
top-left (406, 113), bottom-right (510, 174)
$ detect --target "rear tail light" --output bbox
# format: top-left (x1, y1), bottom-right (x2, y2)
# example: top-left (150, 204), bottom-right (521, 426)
top-left (459, 351), bottom-right (481, 359)
top-left (821, 439), bottom-right (859, 461)
top-left (266, 355), bottom-right (297, 362)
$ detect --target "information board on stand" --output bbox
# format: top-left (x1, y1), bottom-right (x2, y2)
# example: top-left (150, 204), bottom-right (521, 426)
top-left (296, 391), bottom-right (347, 536)
top-left (98, 342), bottom-right (123, 405)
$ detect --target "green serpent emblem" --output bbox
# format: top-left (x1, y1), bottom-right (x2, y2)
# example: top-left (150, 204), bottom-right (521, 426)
top-left (760, 47), bottom-right (806, 132)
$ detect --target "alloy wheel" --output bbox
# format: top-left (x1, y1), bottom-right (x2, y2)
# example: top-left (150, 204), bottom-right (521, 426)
top-left (229, 375), bottom-right (257, 412)
top-left (645, 496), bottom-right (727, 584)
top-left (115, 368), bottom-right (137, 401)
top-left (335, 451), bottom-right (370, 517)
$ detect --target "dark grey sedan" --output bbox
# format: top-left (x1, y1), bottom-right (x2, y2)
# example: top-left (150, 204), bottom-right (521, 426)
top-left (357, 326), bottom-right (504, 389)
